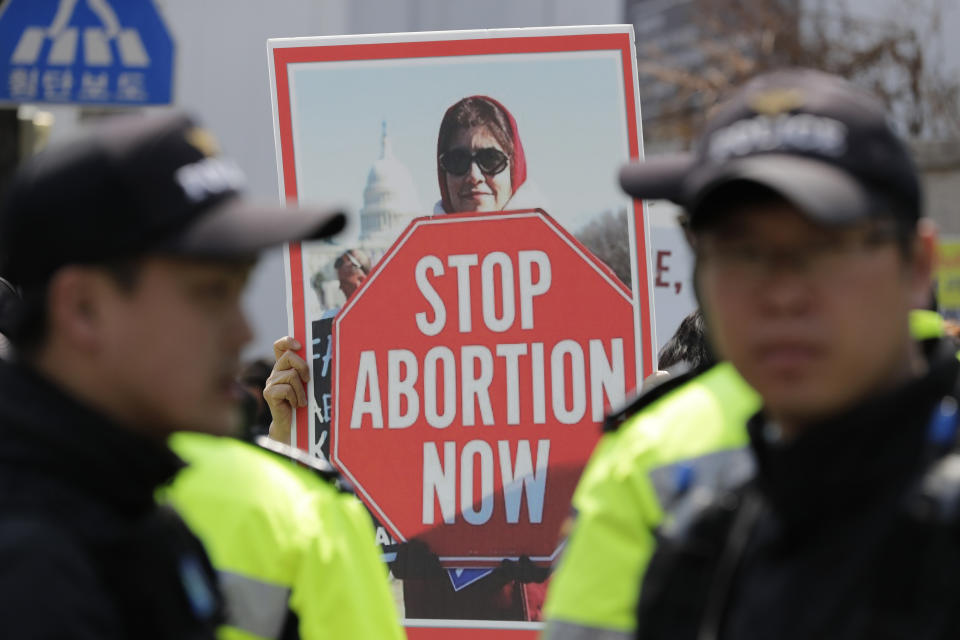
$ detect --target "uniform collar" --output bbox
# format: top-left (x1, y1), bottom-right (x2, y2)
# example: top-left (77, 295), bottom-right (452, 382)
top-left (0, 359), bottom-right (184, 515)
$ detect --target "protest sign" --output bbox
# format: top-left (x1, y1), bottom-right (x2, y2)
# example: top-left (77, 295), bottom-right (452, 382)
top-left (269, 24), bottom-right (650, 634)
top-left (333, 209), bottom-right (636, 566)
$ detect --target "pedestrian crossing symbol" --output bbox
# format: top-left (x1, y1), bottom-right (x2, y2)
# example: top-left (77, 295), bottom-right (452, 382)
top-left (0, 0), bottom-right (174, 105)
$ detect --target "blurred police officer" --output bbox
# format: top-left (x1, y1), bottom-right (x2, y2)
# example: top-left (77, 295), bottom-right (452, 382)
top-left (0, 113), bottom-right (345, 639)
top-left (619, 68), bottom-right (959, 639)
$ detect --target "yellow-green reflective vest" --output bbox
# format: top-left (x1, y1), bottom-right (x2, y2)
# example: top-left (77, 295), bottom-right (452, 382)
top-left (910, 308), bottom-right (946, 341)
top-left (161, 433), bottom-right (405, 640)
top-left (542, 310), bottom-right (947, 639)
top-left (542, 362), bottom-right (758, 639)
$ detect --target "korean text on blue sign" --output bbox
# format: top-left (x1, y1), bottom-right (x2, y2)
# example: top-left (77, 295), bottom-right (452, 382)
top-left (0, 0), bottom-right (174, 105)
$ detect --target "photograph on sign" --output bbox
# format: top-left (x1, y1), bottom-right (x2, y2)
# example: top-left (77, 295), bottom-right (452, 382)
top-left (268, 26), bottom-right (652, 633)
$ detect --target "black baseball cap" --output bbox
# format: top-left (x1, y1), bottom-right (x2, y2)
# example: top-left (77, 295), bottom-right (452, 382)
top-left (620, 68), bottom-right (922, 228)
top-left (0, 111), bottom-right (347, 287)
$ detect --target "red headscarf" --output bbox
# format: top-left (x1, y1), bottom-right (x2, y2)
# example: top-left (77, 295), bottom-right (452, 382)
top-left (437, 96), bottom-right (527, 213)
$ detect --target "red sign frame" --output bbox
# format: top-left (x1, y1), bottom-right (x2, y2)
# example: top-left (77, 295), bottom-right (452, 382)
top-left (269, 26), bottom-right (653, 635)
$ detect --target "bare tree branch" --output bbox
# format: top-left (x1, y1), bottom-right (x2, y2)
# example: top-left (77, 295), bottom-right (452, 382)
top-left (636, 0), bottom-right (959, 145)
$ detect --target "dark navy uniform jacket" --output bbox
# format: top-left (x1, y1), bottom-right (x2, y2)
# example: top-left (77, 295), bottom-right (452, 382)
top-left (0, 360), bottom-right (223, 639)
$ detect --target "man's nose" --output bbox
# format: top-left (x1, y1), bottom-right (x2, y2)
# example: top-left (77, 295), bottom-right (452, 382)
top-left (757, 257), bottom-right (814, 317)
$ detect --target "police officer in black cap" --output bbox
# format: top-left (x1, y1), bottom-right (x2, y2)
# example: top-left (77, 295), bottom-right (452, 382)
top-left (0, 113), bottom-right (345, 639)
top-left (620, 68), bottom-right (960, 639)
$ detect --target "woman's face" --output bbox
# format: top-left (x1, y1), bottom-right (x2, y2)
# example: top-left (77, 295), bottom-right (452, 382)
top-left (443, 126), bottom-right (513, 213)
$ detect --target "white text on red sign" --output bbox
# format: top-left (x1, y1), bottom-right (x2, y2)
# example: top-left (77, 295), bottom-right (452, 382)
top-left (347, 250), bottom-right (627, 527)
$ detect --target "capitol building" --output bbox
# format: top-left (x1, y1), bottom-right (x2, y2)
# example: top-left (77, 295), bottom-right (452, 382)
top-left (358, 122), bottom-right (423, 245)
top-left (304, 122), bottom-right (423, 314)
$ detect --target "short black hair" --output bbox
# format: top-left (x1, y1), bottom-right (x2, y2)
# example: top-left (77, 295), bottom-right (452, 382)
top-left (658, 309), bottom-right (713, 371)
top-left (238, 358), bottom-right (273, 390)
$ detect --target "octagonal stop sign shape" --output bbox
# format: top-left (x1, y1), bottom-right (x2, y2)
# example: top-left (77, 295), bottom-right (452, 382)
top-left (332, 209), bottom-right (637, 567)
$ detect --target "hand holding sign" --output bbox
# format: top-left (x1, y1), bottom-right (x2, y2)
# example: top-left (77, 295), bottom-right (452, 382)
top-left (265, 336), bottom-right (310, 444)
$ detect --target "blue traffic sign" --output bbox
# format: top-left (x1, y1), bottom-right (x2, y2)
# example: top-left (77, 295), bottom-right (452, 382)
top-left (0, 0), bottom-right (174, 105)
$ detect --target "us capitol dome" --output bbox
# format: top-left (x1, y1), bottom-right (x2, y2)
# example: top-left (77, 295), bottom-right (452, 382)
top-left (359, 121), bottom-right (422, 242)
top-left (305, 121), bottom-right (423, 315)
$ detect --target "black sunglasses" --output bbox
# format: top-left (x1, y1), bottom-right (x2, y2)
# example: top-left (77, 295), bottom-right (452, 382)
top-left (439, 147), bottom-right (509, 176)
top-left (334, 252), bottom-right (366, 273)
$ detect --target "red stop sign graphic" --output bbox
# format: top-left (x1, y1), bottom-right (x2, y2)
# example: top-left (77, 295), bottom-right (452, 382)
top-left (332, 210), bottom-right (637, 566)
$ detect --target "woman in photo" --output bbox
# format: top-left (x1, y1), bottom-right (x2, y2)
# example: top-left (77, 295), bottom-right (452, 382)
top-left (435, 95), bottom-right (539, 214)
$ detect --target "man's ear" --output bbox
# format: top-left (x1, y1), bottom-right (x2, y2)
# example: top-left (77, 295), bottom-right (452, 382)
top-left (909, 218), bottom-right (938, 309)
top-left (45, 267), bottom-right (108, 353)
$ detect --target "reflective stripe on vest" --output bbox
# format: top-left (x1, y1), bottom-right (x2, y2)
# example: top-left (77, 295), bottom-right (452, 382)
top-left (648, 447), bottom-right (755, 544)
top-left (542, 620), bottom-right (633, 640)
top-left (219, 570), bottom-right (291, 639)
top-left (648, 447), bottom-right (755, 509)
